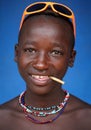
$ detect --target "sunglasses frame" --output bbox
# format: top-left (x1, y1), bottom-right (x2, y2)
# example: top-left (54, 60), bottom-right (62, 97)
top-left (19, 2), bottom-right (76, 37)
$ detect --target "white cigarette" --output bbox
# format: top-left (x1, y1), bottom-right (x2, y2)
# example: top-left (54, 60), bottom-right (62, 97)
top-left (49, 76), bottom-right (65, 85)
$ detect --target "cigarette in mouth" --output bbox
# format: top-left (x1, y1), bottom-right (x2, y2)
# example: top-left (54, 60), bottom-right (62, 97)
top-left (49, 76), bottom-right (65, 85)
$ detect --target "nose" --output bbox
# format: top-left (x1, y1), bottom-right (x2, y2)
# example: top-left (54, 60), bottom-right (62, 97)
top-left (32, 52), bottom-right (49, 72)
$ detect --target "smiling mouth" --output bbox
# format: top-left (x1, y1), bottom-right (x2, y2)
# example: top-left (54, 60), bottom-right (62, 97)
top-left (31, 75), bottom-right (64, 85)
top-left (32, 75), bottom-right (49, 81)
top-left (30, 75), bottom-right (50, 86)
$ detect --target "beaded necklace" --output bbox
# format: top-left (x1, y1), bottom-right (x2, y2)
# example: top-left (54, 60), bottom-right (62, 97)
top-left (25, 103), bottom-right (67, 124)
top-left (19, 90), bottom-right (70, 123)
top-left (27, 105), bottom-right (57, 111)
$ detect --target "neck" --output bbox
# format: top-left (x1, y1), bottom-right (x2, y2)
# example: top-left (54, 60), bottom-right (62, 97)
top-left (25, 87), bottom-right (65, 107)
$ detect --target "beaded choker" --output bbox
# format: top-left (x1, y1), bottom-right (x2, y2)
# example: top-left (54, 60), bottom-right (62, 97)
top-left (27, 105), bottom-right (57, 111)
top-left (19, 90), bottom-right (70, 124)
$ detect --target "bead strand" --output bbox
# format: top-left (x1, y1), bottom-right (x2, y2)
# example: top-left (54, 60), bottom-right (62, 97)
top-left (19, 90), bottom-right (70, 117)
top-left (27, 105), bottom-right (57, 111)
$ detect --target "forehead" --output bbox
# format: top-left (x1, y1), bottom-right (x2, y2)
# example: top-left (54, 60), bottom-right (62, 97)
top-left (22, 14), bottom-right (73, 31)
top-left (18, 14), bottom-right (74, 46)
top-left (21, 14), bottom-right (73, 33)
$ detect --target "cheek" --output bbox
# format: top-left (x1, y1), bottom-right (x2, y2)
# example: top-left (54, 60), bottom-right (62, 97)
top-left (52, 58), bottom-right (69, 77)
top-left (17, 51), bottom-right (33, 68)
top-left (18, 57), bottom-right (27, 69)
top-left (16, 56), bottom-right (31, 82)
top-left (16, 54), bottom-right (30, 75)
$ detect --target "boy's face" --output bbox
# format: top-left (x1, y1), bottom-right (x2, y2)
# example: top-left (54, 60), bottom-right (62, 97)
top-left (15, 15), bottom-right (76, 95)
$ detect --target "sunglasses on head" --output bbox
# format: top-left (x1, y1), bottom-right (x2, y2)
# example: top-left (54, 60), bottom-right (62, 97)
top-left (20, 2), bottom-right (76, 37)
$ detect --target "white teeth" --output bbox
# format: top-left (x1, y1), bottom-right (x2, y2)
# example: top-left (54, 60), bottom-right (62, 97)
top-left (39, 76), bottom-right (46, 79)
top-left (32, 75), bottom-right (39, 78)
top-left (32, 75), bottom-right (48, 79)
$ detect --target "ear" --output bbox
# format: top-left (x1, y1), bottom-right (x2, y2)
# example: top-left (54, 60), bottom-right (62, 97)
top-left (68, 49), bottom-right (76, 67)
top-left (14, 44), bottom-right (19, 62)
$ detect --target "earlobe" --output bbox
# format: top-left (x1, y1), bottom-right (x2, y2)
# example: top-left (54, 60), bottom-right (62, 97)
top-left (14, 44), bottom-right (19, 62)
top-left (68, 49), bottom-right (76, 67)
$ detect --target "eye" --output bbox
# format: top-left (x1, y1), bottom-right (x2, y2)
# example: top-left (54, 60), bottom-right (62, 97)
top-left (51, 49), bottom-right (64, 56)
top-left (24, 48), bottom-right (36, 54)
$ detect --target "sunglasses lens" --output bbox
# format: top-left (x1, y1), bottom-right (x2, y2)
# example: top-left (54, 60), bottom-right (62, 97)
top-left (54, 4), bottom-right (72, 15)
top-left (27, 3), bottom-right (46, 12)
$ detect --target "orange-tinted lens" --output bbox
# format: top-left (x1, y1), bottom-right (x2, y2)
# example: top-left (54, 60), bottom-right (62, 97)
top-left (26, 3), bottom-right (46, 12)
top-left (53, 4), bottom-right (72, 16)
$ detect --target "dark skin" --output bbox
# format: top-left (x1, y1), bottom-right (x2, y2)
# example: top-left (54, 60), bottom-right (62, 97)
top-left (0, 15), bottom-right (91, 130)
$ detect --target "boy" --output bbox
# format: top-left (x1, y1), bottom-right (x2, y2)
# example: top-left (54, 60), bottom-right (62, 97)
top-left (0, 1), bottom-right (91, 130)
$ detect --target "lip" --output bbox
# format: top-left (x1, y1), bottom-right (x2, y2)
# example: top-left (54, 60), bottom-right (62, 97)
top-left (29, 74), bottom-right (50, 86)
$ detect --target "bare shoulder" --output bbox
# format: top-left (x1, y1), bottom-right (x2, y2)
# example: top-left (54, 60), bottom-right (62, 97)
top-left (68, 95), bottom-right (91, 129)
top-left (69, 94), bottom-right (91, 115)
top-left (0, 96), bottom-right (20, 112)
top-left (0, 97), bottom-right (22, 129)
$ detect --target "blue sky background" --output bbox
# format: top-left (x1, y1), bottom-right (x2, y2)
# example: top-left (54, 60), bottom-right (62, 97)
top-left (0, 0), bottom-right (91, 104)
